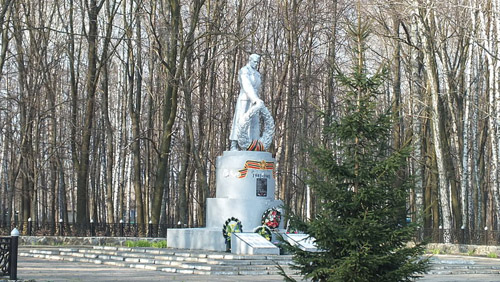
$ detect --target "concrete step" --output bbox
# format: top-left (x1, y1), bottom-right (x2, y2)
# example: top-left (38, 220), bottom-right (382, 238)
top-left (427, 255), bottom-right (500, 275)
top-left (19, 246), bottom-right (293, 276)
top-left (430, 264), bottom-right (500, 270)
top-left (427, 269), bottom-right (500, 275)
top-left (26, 247), bottom-right (292, 266)
top-left (20, 251), bottom-right (290, 275)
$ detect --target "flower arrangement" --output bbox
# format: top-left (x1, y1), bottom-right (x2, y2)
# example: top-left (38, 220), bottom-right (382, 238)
top-left (261, 207), bottom-right (282, 229)
top-left (253, 225), bottom-right (272, 241)
top-left (222, 217), bottom-right (243, 244)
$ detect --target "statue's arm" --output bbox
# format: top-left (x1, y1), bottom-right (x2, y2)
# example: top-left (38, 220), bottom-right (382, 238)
top-left (240, 68), bottom-right (262, 104)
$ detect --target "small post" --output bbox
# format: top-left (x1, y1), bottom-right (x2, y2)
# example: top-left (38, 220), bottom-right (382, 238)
top-left (460, 225), bottom-right (465, 244)
top-left (59, 218), bottom-right (64, 236)
top-left (14, 211), bottom-right (19, 227)
top-left (438, 225), bottom-right (443, 243)
top-left (90, 219), bottom-right (95, 237)
top-left (28, 217), bottom-right (32, 236)
top-left (120, 219), bottom-right (124, 237)
top-left (10, 228), bottom-right (19, 280)
top-left (148, 220), bottom-right (153, 237)
top-left (484, 226), bottom-right (489, 245)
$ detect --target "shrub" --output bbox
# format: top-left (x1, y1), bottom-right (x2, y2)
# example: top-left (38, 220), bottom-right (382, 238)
top-left (487, 252), bottom-right (497, 258)
top-left (125, 240), bottom-right (167, 248)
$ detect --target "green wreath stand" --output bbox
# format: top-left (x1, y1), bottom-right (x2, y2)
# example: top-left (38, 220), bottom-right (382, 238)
top-left (222, 217), bottom-right (243, 252)
top-left (253, 225), bottom-right (272, 241)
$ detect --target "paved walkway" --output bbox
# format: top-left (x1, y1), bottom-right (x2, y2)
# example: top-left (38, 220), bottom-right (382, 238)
top-left (419, 274), bottom-right (500, 282)
top-left (12, 255), bottom-right (500, 282)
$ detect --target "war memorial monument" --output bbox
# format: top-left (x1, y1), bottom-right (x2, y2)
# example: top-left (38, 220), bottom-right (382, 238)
top-left (167, 54), bottom-right (285, 254)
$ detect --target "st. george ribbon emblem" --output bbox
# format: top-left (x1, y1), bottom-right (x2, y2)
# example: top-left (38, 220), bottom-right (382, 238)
top-left (238, 160), bottom-right (275, 178)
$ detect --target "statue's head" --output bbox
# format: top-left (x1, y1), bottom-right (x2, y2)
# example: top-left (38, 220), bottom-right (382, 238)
top-left (249, 54), bottom-right (261, 69)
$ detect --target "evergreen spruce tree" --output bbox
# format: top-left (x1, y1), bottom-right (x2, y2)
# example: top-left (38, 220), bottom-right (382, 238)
top-left (279, 20), bottom-right (429, 282)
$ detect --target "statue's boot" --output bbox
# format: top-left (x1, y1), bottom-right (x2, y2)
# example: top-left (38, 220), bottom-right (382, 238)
top-left (230, 140), bottom-right (239, 151)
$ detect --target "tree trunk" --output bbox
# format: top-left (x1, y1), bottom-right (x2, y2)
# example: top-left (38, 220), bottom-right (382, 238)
top-left (77, 0), bottom-right (103, 226)
top-left (126, 0), bottom-right (145, 231)
top-left (151, 0), bottom-right (204, 225)
top-left (420, 6), bottom-right (453, 236)
top-left (392, 16), bottom-right (402, 151)
top-left (410, 9), bottom-right (425, 224)
top-left (151, 0), bottom-right (181, 226)
top-left (101, 0), bottom-right (117, 225)
top-left (0, 0), bottom-right (13, 75)
top-left (12, 1), bottom-right (34, 229)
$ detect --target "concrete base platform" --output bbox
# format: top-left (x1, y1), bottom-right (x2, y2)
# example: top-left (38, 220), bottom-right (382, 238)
top-left (167, 228), bottom-right (226, 252)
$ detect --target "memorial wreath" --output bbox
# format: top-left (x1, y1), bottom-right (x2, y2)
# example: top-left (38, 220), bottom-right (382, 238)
top-left (253, 225), bottom-right (272, 241)
top-left (261, 207), bottom-right (281, 229)
top-left (222, 217), bottom-right (243, 243)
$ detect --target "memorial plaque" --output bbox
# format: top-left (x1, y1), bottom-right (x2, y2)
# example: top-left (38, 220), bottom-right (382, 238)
top-left (256, 178), bottom-right (267, 197)
top-left (235, 233), bottom-right (275, 248)
top-left (284, 233), bottom-right (318, 252)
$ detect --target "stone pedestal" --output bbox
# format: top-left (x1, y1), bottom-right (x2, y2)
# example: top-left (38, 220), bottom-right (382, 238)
top-left (215, 151), bottom-right (276, 199)
top-left (167, 151), bottom-right (283, 251)
top-left (207, 151), bottom-right (283, 230)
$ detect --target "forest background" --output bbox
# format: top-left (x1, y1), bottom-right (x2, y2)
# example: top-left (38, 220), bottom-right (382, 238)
top-left (0, 0), bottom-right (497, 237)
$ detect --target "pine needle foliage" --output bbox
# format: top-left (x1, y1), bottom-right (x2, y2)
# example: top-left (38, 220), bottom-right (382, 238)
top-left (279, 20), bottom-right (429, 282)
